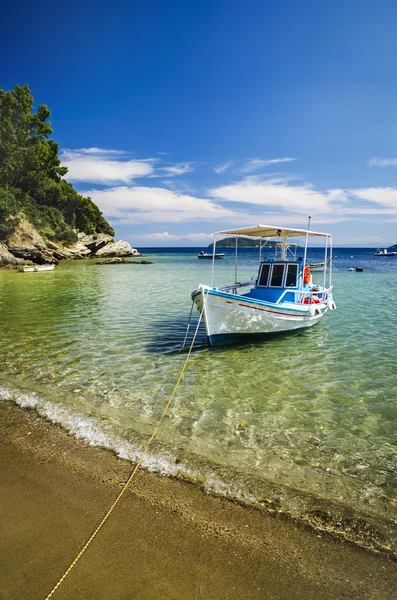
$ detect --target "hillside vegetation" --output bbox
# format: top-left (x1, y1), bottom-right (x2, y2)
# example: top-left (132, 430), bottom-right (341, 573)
top-left (0, 84), bottom-right (114, 243)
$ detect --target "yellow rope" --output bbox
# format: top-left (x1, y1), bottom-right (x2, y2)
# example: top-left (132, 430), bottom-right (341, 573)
top-left (44, 302), bottom-right (205, 600)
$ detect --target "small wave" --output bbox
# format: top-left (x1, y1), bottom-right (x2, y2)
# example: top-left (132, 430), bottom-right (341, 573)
top-left (1, 383), bottom-right (396, 559)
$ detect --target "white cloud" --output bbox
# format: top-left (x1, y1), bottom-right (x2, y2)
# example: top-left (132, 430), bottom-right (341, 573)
top-left (159, 163), bottom-right (194, 176)
top-left (350, 187), bottom-right (397, 208)
top-left (368, 157), bottom-right (397, 167)
top-left (132, 232), bottom-right (214, 243)
top-left (209, 177), bottom-right (347, 214)
top-left (241, 158), bottom-right (296, 172)
top-left (61, 148), bottom-right (196, 183)
top-left (214, 162), bottom-right (232, 174)
top-left (85, 176), bottom-right (397, 230)
top-left (61, 149), bottom-right (155, 184)
top-left (85, 185), bottom-right (249, 224)
top-left (70, 147), bottom-right (128, 156)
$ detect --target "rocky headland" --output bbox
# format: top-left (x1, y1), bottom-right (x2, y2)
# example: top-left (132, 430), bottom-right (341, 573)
top-left (0, 218), bottom-right (141, 268)
top-left (0, 85), bottom-right (142, 270)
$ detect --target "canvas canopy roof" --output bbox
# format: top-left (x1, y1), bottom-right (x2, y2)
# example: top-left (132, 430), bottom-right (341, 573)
top-left (217, 224), bottom-right (331, 239)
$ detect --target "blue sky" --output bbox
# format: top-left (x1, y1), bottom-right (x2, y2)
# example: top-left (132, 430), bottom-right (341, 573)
top-left (2, 0), bottom-right (397, 246)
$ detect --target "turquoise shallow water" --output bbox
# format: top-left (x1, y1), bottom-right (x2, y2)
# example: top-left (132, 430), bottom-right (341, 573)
top-left (0, 248), bottom-right (396, 554)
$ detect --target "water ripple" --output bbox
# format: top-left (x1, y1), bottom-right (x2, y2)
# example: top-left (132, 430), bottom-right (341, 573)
top-left (0, 251), bottom-right (397, 554)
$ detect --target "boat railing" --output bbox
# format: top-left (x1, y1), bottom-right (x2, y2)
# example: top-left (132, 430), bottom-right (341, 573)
top-left (217, 279), bottom-right (256, 294)
top-left (275, 285), bottom-right (333, 305)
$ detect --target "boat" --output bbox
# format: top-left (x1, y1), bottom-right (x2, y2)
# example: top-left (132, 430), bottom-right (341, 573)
top-left (374, 248), bottom-right (397, 257)
top-left (191, 223), bottom-right (336, 346)
top-left (309, 260), bottom-right (330, 272)
top-left (19, 264), bottom-right (55, 272)
top-left (198, 251), bottom-right (225, 259)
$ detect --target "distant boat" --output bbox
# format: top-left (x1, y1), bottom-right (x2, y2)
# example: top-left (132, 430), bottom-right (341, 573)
top-left (198, 251), bottom-right (224, 259)
top-left (374, 248), bottom-right (397, 257)
top-left (309, 260), bottom-right (330, 272)
top-left (19, 264), bottom-right (55, 272)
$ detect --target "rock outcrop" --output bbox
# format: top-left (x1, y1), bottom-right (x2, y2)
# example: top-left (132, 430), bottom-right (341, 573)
top-left (0, 243), bottom-right (25, 267)
top-left (0, 219), bottom-right (141, 267)
top-left (95, 240), bottom-right (139, 258)
top-left (6, 218), bottom-right (56, 264)
top-left (77, 233), bottom-right (113, 252)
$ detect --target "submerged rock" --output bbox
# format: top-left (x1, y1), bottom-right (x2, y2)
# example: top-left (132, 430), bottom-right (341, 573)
top-left (95, 258), bottom-right (153, 265)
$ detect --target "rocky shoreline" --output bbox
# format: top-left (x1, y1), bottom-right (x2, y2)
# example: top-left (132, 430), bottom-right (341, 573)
top-left (0, 218), bottom-right (141, 268)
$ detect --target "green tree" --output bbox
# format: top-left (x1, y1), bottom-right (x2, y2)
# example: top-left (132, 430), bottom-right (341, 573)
top-left (0, 84), bottom-right (114, 242)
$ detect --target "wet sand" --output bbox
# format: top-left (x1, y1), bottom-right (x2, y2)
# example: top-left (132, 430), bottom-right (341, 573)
top-left (0, 401), bottom-right (396, 600)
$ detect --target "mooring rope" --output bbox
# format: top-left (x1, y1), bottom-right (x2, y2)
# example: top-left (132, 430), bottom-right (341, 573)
top-left (180, 299), bottom-right (195, 351)
top-left (44, 300), bottom-right (205, 600)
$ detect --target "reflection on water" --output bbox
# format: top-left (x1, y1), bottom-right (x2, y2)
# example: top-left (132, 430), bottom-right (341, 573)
top-left (0, 249), bottom-right (397, 555)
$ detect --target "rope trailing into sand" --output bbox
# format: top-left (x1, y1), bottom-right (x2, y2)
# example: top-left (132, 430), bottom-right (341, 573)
top-left (44, 298), bottom-right (206, 600)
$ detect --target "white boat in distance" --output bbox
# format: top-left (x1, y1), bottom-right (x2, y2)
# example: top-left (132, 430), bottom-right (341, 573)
top-left (19, 264), bottom-right (55, 272)
top-left (309, 260), bottom-right (330, 272)
top-left (198, 251), bottom-right (225, 259)
top-left (374, 248), bottom-right (397, 257)
top-left (191, 223), bottom-right (336, 346)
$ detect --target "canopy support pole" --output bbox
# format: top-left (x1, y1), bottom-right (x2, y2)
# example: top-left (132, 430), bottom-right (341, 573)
top-left (211, 233), bottom-right (216, 286)
top-left (234, 236), bottom-right (238, 284)
top-left (301, 216), bottom-right (311, 292)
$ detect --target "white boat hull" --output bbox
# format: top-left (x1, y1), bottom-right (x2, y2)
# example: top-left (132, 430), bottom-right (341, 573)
top-left (198, 253), bottom-right (224, 259)
top-left (193, 286), bottom-right (329, 346)
top-left (309, 262), bottom-right (328, 272)
top-left (20, 264), bottom-right (55, 272)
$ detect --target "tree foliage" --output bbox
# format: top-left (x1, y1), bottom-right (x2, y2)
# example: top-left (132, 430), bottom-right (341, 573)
top-left (0, 84), bottom-right (114, 242)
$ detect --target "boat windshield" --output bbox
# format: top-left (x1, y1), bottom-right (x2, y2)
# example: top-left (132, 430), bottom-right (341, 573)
top-left (258, 262), bottom-right (300, 288)
top-left (258, 264), bottom-right (270, 286)
top-left (270, 264), bottom-right (285, 287)
top-left (285, 264), bottom-right (298, 287)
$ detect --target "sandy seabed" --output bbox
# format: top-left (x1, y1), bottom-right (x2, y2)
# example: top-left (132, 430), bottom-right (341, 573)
top-left (0, 401), bottom-right (396, 600)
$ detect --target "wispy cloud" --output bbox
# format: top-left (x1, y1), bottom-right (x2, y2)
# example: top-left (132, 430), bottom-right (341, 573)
top-left (368, 157), bottom-right (397, 167)
top-left (71, 147), bottom-right (128, 156)
top-left (159, 162), bottom-right (194, 176)
top-left (85, 185), bottom-right (249, 224)
top-left (61, 148), bottom-right (195, 184)
top-left (350, 187), bottom-right (397, 209)
top-left (241, 157), bottom-right (296, 172)
top-left (132, 232), bottom-right (214, 243)
top-left (214, 161), bottom-right (232, 174)
top-left (84, 176), bottom-right (397, 230)
top-left (61, 149), bottom-right (155, 184)
top-left (209, 176), bottom-right (347, 215)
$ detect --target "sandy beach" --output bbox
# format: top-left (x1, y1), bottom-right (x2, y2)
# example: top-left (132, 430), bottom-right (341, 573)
top-left (0, 400), bottom-right (396, 600)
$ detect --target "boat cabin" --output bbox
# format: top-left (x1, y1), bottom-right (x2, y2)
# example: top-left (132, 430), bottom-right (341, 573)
top-left (245, 259), bottom-right (308, 303)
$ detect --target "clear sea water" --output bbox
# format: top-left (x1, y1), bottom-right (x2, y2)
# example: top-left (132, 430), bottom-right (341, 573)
top-left (1, 247), bottom-right (396, 555)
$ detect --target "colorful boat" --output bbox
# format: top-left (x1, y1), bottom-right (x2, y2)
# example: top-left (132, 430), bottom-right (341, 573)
top-left (191, 223), bottom-right (336, 346)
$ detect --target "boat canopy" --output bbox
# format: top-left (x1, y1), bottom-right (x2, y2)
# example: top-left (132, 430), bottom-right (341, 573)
top-left (217, 224), bottom-right (331, 239)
